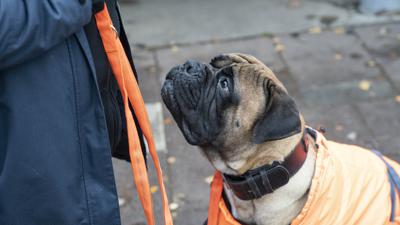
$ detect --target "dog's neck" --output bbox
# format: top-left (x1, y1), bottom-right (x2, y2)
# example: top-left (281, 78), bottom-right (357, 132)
top-left (220, 134), bottom-right (317, 225)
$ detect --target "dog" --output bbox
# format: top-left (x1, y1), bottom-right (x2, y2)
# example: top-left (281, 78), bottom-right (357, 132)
top-left (161, 53), bottom-right (400, 225)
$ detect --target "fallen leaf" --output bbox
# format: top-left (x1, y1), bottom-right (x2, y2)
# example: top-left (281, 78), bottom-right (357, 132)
top-left (169, 202), bottom-right (179, 211)
top-left (164, 118), bottom-right (173, 125)
top-left (359, 80), bottom-right (371, 92)
top-left (359, 80), bottom-right (371, 91)
top-left (148, 66), bottom-right (157, 73)
top-left (118, 198), bottom-right (126, 207)
top-left (335, 124), bottom-right (344, 131)
top-left (346, 132), bottom-right (357, 141)
top-left (204, 175), bottom-right (214, 184)
top-left (275, 44), bottom-right (285, 53)
top-left (366, 60), bottom-right (376, 68)
top-left (167, 156), bottom-right (176, 164)
top-left (308, 27), bottom-right (321, 34)
top-left (272, 37), bottom-right (281, 44)
top-left (334, 53), bottom-right (343, 61)
top-left (334, 27), bottom-right (345, 35)
top-left (171, 45), bottom-right (179, 53)
top-left (150, 186), bottom-right (158, 193)
top-left (395, 95), bottom-right (400, 103)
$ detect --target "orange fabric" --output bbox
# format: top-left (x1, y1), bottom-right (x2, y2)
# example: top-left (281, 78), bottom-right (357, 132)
top-left (208, 172), bottom-right (241, 225)
top-left (95, 6), bottom-right (173, 225)
top-left (291, 134), bottom-right (400, 225)
top-left (208, 133), bottom-right (400, 225)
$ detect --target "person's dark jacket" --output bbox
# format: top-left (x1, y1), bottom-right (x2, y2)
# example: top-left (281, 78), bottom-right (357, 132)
top-left (0, 0), bottom-right (143, 224)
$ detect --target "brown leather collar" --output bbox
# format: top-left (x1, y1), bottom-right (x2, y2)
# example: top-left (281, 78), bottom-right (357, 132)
top-left (222, 130), bottom-right (310, 200)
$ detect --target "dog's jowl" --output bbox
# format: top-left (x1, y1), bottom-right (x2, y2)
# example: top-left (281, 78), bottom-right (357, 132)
top-left (161, 53), bottom-right (400, 225)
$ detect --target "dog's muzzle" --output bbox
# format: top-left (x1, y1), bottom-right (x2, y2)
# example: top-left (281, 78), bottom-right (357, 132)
top-left (161, 60), bottom-right (217, 145)
top-left (162, 60), bottom-right (206, 111)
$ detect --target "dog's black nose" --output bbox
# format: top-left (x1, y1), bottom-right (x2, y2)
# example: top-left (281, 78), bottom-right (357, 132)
top-left (165, 60), bottom-right (206, 81)
top-left (183, 60), bottom-right (204, 74)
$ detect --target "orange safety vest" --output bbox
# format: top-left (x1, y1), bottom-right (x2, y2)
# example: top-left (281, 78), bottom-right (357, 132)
top-left (208, 132), bottom-right (400, 225)
top-left (95, 6), bottom-right (173, 225)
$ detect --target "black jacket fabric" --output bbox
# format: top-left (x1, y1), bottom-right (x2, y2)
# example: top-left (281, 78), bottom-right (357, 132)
top-left (0, 0), bottom-right (143, 224)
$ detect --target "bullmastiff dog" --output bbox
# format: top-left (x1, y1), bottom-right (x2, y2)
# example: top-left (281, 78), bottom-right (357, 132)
top-left (161, 53), bottom-right (400, 225)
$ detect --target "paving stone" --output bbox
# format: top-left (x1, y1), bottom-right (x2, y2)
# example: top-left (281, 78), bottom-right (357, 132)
top-left (133, 48), bottom-right (162, 102)
top-left (174, 206), bottom-right (209, 225)
top-left (281, 31), bottom-right (381, 86)
top-left (146, 102), bottom-right (167, 152)
top-left (280, 31), bottom-right (397, 107)
top-left (356, 24), bottom-right (400, 91)
top-left (301, 103), bottom-right (377, 148)
top-left (356, 99), bottom-right (400, 159)
top-left (119, 0), bottom-right (400, 48)
top-left (300, 78), bottom-right (395, 107)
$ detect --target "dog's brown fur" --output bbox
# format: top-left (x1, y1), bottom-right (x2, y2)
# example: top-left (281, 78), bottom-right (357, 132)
top-left (162, 53), bottom-right (312, 225)
top-left (201, 53), bottom-right (305, 175)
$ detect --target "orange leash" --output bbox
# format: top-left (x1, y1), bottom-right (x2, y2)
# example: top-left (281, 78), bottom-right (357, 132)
top-left (95, 6), bottom-right (173, 225)
top-left (208, 172), bottom-right (224, 225)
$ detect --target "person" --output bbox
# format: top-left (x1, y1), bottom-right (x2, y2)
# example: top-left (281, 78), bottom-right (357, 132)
top-left (0, 1), bottom-right (146, 224)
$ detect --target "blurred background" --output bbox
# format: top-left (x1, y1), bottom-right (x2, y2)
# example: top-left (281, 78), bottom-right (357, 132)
top-left (112, 0), bottom-right (400, 224)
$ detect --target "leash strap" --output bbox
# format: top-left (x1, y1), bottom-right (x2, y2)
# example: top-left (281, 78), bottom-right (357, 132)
top-left (95, 6), bottom-right (173, 225)
top-left (372, 150), bottom-right (400, 222)
top-left (208, 172), bottom-right (224, 225)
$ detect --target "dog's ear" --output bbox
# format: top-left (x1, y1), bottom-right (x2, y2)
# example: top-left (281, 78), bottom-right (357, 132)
top-left (252, 85), bottom-right (301, 144)
top-left (210, 53), bottom-right (264, 69)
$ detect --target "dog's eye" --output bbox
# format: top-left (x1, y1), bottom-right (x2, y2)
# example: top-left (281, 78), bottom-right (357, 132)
top-left (219, 78), bottom-right (229, 90)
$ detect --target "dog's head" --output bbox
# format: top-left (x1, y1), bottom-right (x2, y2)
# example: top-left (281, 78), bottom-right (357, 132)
top-left (161, 53), bottom-right (304, 174)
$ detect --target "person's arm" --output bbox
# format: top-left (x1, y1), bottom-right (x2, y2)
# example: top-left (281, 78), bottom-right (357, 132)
top-left (0, 0), bottom-right (103, 70)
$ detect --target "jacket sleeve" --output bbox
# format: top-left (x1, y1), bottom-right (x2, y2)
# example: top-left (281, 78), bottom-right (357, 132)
top-left (0, 0), bottom-right (97, 70)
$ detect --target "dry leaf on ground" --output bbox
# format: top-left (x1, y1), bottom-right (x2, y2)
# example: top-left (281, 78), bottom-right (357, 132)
top-left (171, 45), bottom-right (179, 53)
top-left (334, 27), bottom-right (345, 35)
top-left (395, 95), bottom-right (400, 103)
top-left (309, 27), bottom-right (321, 34)
top-left (169, 202), bottom-right (179, 211)
top-left (275, 44), bottom-right (285, 53)
top-left (347, 132), bottom-right (357, 141)
top-left (335, 124), bottom-right (344, 131)
top-left (334, 53), bottom-right (343, 61)
top-left (167, 156), bottom-right (176, 164)
top-left (164, 118), bottom-right (173, 125)
top-left (359, 80), bottom-right (371, 91)
top-left (150, 186), bottom-right (158, 193)
top-left (366, 60), bottom-right (377, 68)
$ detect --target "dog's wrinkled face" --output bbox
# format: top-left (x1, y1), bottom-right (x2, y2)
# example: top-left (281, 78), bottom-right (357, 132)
top-left (161, 53), bottom-right (303, 174)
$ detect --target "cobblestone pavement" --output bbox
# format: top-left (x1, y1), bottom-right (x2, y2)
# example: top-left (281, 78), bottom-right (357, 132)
top-left (112, 1), bottom-right (400, 224)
